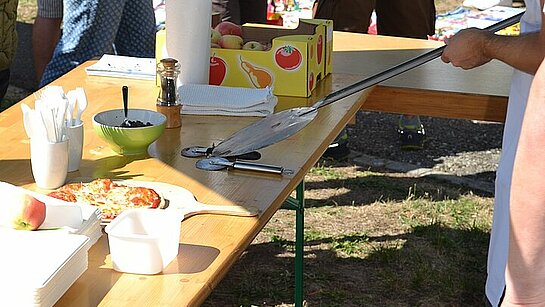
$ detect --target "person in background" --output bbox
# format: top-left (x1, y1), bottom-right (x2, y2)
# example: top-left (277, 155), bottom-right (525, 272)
top-left (313, 0), bottom-right (436, 151)
top-left (212, 0), bottom-right (268, 25)
top-left (504, 54), bottom-right (545, 307)
top-left (440, 0), bottom-right (545, 305)
top-left (40, 0), bottom-right (156, 86)
top-left (32, 0), bottom-right (62, 82)
top-left (0, 0), bottom-right (18, 102)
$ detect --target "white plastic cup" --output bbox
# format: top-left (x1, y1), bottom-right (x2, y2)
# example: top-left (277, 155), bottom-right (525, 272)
top-left (30, 138), bottom-right (68, 189)
top-left (66, 121), bottom-right (84, 172)
top-left (105, 209), bottom-right (182, 275)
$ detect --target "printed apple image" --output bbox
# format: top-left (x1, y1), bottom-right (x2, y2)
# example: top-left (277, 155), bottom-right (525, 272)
top-left (275, 45), bottom-right (302, 71)
top-left (219, 35), bottom-right (243, 49)
top-left (214, 21), bottom-right (243, 37)
top-left (308, 71), bottom-right (314, 93)
top-left (310, 43), bottom-right (314, 60)
top-left (210, 28), bottom-right (221, 44)
top-left (317, 34), bottom-right (323, 65)
top-left (0, 187), bottom-right (46, 230)
top-left (242, 41), bottom-right (265, 51)
top-left (209, 55), bottom-right (227, 86)
top-left (328, 45), bottom-right (332, 66)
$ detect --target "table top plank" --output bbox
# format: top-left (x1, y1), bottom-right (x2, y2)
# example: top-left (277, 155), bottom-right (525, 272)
top-left (333, 31), bottom-right (512, 97)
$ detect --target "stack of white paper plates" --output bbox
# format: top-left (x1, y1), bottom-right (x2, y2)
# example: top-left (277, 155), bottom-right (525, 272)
top-left (0, 231), bottom-right (89, 307)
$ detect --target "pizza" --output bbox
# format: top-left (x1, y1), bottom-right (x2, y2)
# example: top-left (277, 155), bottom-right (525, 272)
top-left (48, 178), bottom-right (163, 221)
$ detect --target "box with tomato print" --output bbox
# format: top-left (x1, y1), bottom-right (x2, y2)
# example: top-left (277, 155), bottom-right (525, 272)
top-left (209, 19), bottom-right (333, 97)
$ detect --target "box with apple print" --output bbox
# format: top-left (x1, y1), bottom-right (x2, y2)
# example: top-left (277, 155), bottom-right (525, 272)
top-left (208, 19), bottom-right (333, 97)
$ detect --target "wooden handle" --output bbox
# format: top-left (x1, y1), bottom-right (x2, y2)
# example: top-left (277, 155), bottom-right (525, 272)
top-left (182, 203), bottom-right (260, 219)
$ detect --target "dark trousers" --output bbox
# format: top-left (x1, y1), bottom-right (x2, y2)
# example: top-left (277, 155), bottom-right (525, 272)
top-left (0, 69), bottom-right (10, 102)
top-left (212, 0), bottom-right (267, 25)
top-left (314, 0), bottom-right (436, 39)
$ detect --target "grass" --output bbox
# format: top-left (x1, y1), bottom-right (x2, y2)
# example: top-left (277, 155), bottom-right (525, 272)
top-left (203, 161), bottom-right (494, 306)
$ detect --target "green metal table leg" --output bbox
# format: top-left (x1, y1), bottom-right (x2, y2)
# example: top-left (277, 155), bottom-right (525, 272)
top-left (282, 180), bottom-right (305, 307)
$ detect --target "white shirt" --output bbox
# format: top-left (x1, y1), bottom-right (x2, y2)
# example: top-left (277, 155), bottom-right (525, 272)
top-left (486, 1), bottom-right (542, 305)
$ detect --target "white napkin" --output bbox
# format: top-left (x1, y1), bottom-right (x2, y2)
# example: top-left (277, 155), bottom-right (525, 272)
top-left (85, 54), bottom-right (156, 80)
top-left (179, 84), bottom-right (277, 117)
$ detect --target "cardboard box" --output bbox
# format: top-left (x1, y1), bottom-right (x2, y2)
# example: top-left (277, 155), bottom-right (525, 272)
top-left (156, 19), bottom-right (333, 97)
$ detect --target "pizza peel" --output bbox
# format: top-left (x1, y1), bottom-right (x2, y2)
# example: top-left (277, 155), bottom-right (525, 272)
top-left (202, 12), bottom-right (524, 158)
top-left (122, 181), bottom-right (261, 220)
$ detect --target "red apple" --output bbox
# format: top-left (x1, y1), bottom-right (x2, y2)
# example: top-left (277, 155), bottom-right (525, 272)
top-left (219, 35), bottom-right (243, 49)
top-left (0, 187), bottom-right (46, 230)
top-left (242, 41), bottom-right (265, 51)
top-left (210, 28), bottom-right (221, 44)
top-left (214, 21), bottom-right (243, 37)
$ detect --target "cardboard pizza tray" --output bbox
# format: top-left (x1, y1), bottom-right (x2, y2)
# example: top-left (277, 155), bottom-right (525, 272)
top-left (0, 230), bottom-right (89, 307)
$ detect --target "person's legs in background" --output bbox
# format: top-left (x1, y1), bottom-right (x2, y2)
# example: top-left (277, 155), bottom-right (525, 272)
top-left (239, 0), bottom-right (267, 24)
top-left (40, 0), bottom-right (128, 86)
top-left (213, 0), bottom-right (267, 25)
top-left (314, 0), bottom-right (374, 159)
top-left (114, 0), bottom-right (156, 58)
top-left (32, 0), bottom-right (62, 82)
top-left (0, 69), bottom-right (10, 102)
top-left (314, 0), bottom-right (374, 33)
top-left (375, 0), bottom-right (436, 150)
top-left (212, 0), bottom-right (241, 24)
top-left (1, 0), bottom-right (17, 102)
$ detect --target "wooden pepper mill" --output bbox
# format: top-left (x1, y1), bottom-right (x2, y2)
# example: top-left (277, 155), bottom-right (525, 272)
top-left (156, 58), bottom-right (182, 128)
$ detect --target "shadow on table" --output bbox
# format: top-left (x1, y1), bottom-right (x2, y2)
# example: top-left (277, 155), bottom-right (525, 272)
top-left (164, 244), bottom-right (220, 274)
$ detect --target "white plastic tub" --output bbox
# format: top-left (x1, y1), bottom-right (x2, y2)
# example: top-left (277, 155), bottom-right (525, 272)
top-left (104, 209), bottom-right (182, 274)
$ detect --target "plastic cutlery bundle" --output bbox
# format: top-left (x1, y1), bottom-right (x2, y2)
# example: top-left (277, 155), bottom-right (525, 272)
top-left (21, 86), bottom-right (88, 143)
top-left (65, 87), bottom-right (87, 126)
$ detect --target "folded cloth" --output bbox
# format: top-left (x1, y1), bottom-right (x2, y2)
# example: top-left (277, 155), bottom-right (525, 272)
top-left (85, 54), bottom-right (156, 80)
top-left (179, 84), bottom-right (277, 117)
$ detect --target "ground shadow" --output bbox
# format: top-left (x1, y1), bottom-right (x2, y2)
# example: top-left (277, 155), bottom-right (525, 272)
top-left (203, 223), bottom-right (490, 306)
top-left (303, 170), bottom-right (493, 209)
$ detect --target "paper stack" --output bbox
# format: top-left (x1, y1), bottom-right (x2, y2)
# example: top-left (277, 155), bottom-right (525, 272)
top-left (72, 204), bottom-right (102, 247)
top-left (0, 230), bottom-right (90, 307)
top-left (85, 54), bottom-right (156, 80)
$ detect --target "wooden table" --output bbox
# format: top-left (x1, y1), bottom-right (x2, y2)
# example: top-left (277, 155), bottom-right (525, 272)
top-left (0, 62), bottom-right (368, 306)
top-left (0, 32), bottom-right (511, 307)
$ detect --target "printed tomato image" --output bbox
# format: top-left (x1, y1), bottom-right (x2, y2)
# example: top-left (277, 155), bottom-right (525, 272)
top-left (275, 45), bottom-right (302, 71)
top-left (209, 55), bottom-right (227, 85)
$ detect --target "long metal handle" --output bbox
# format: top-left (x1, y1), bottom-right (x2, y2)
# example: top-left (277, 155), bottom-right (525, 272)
top-left (307, 11), bottom-right (524, 114)
top-left (232, 160), bottom-right (290, 175)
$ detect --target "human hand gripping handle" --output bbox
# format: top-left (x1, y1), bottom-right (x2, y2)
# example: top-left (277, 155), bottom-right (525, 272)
top-left (441, 28), bottom-right (495, 70)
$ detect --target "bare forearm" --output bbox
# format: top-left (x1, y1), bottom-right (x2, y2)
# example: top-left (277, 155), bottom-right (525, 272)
top-left (484, 31), bottom-right (545, 75)
top-left (504, 60), bottom-right (545, 306)
top-left (442, 2), bottom-right (545, 74)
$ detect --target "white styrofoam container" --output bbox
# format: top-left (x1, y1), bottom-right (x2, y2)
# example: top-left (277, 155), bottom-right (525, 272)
top-left (104, 209), bottom-right (182, 274)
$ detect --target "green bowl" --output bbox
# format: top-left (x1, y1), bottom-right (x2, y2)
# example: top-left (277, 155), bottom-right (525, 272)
top-left (93, 109), bottom-right (167, 155)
